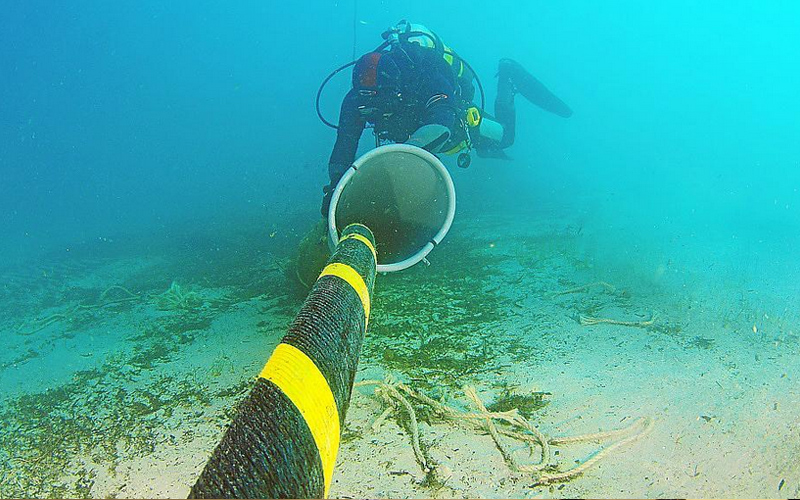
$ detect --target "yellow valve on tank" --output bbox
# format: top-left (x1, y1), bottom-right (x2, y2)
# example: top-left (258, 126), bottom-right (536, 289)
top-left (466, 106), bottom-right (481, 127)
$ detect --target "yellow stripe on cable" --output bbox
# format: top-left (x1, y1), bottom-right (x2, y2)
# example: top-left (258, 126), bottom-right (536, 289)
top-left (259, 343), bottom-right (340, 498)
top-left (319, 263), bottom-right (371, 328)
top-left (341, 232), bottom-right (377, 263)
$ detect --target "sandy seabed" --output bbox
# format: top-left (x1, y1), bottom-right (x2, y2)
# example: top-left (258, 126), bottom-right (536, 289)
top-left (1, 207), bottom-right (798, 499)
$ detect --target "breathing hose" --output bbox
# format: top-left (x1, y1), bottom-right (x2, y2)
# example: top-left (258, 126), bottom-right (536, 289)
top-left (316, 60), bottom-right (358, 129)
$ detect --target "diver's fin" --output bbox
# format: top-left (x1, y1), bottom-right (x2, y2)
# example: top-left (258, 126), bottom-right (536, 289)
top-left (499, 58), bottom-right (572, 118)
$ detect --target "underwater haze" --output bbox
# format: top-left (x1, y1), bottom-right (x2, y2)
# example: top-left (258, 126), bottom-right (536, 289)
top-left (2, 1), bottom-right (800, 498)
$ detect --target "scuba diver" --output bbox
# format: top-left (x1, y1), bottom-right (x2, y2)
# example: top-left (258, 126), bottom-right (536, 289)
top-left (295, 20), bottom-right (572, 287)
top-left (317, 20), bottom-right (573, 217)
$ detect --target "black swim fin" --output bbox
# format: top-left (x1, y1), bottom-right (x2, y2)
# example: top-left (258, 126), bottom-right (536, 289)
top-left (499, 58), bottom-right (573, 118)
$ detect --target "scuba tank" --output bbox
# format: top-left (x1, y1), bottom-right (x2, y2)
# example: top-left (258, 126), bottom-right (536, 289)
top-left (316, 20), bottom-right (485, 130)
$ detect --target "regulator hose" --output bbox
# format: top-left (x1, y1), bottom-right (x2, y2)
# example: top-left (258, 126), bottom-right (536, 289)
top-left (316, 59), bottom-right (358, 130)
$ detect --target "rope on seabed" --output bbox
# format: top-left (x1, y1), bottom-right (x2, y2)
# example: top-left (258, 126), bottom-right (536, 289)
top-left (536, 416), bottom-right (653, 485)
top-left (554, 281), bottom-right (616, 296)
top-left (353, 379), bottom-right (653, 486)
top-left (555, 280), bottom-right (659, 329)
top-left (14, 280), bottom-right (215, 336)
top-left (464, 385), bottom-right (521, 471)
top-left (378, 382), bottom-right (430, 473)
top-left (14, 285), bottom-right (142, 336)
top-left (579, 312), bottom-right (659, 328)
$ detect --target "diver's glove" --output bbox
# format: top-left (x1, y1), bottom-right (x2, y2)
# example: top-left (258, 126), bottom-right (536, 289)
top-left (321, 184), bottom-right (333, 218)
top-left (322, 162), bottom-right (352, 218)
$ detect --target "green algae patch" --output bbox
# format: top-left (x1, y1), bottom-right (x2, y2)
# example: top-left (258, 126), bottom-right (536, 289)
top-left (0, 351), bottom-right (246, 499)
top-left (487, 390), bottom-right (551, 419)
top-left (362, 235), bottom-right (527, 391)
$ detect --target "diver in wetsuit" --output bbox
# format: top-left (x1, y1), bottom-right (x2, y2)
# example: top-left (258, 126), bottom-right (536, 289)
top-left (319, 20), bottom-right (573, 216)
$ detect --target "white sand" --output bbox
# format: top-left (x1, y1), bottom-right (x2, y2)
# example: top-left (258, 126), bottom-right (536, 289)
top-left (328, 210), bottom-right (800, 499)
top-left (2, 207), bottom-right (799, 499)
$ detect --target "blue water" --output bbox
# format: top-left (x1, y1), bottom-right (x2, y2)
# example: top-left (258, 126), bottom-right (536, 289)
top-left (3, 1), bottom-right (799, 259)
top-left (2, 1), bottom-right (800, 497)
top-left (4, 1), bottom-right (799, 281)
